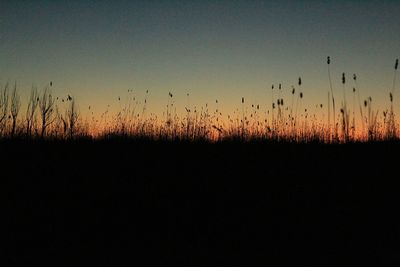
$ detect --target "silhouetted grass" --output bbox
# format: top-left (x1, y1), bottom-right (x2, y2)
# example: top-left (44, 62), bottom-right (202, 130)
top-left (4, 57), bottom-right (400, 265)
top-left (1, 57), bottom-right (399, 143)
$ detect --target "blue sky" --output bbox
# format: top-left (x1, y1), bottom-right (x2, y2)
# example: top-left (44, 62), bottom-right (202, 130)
top-left (1, 0), bottom-right (399, 118)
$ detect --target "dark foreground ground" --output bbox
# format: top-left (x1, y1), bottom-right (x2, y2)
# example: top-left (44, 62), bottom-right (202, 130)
top-left (3, 139), bottom-right (400, 265)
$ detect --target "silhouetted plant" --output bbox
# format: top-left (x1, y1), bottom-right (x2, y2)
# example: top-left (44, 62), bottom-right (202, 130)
top-left (66, 97), bottom-right (79, 139)
top-left (26, 86), bottom-right (39, 137)
top-left (387, 59), bottom-right (399, 139)
top-left (327, 56), bottom-right (337, 141)
top-left (364, 97), bottom-right (379, 141)
top-left (340, 73), bottom-right (350, 142)
top-left (0, 83), bottom-right (9, 135)
top-left (10, 82), bottom-right (21, 137)
top-left (39, 87), bottom-right (55, 138)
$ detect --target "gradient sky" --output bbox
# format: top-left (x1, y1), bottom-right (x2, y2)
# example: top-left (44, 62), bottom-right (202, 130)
top-left (1, 0), bottom-right (399, 120)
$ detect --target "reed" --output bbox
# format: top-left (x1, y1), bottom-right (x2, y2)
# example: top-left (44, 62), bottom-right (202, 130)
top-left (0, 58), bottom-right (399, 143)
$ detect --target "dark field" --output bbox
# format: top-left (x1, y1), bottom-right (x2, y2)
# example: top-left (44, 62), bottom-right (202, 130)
top-left (4, 139), bottom-right (400, 265)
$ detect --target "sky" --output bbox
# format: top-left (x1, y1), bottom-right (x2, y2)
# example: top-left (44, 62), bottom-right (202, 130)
top-left (0, 0), bottom-right (399, 121)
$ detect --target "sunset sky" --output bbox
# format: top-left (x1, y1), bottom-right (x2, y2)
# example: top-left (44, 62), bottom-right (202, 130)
top-left (1, 0), bottom-right (399, 120)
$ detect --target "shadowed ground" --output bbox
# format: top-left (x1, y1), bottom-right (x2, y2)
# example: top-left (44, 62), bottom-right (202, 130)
top-left (4, 139), bottom-right (400, 265)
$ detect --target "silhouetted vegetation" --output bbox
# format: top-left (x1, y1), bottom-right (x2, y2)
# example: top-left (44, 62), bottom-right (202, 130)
top-left (1, 58), bottom-right (399, 143)
top-left (0, 57), bottom-right (399, 143)
top-left (5, 57), bottom-right (400, 265)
